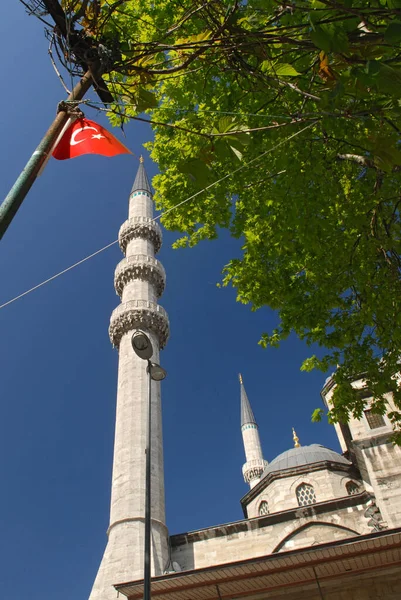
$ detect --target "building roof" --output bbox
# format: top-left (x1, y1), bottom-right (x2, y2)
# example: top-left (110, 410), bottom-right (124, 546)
top-left (262, 444), bottom-right (351, 477)
top-left (114, 528), bottom-right (401, 600)
top-left (131, 159), bottom-right (152, 195)
top-left (240, 377), bottom-right (257, 427)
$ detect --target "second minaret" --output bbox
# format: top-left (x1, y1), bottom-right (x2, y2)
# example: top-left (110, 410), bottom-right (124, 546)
top-left (240, 374), bottom-right (268, 489)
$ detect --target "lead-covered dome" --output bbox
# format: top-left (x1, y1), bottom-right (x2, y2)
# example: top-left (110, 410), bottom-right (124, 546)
top-left (262, 444), bottom-right (351, 477)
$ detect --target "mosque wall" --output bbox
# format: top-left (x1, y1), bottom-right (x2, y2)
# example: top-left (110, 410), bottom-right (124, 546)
top-left (170, 495), bottom-right (373, 572)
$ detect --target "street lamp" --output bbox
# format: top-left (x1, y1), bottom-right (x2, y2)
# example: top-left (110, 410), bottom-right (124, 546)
top-left (132, 330), bottom-right (153, 360)
top-left (131, 330), bottom-right (167, 600)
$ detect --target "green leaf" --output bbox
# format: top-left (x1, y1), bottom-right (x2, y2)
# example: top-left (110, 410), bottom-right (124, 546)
top-left (301, 355), bottom-right (320, 372)
top-left (260, 60), bottom-right (273, 74)
top-left (228, 132), bottom-right (251, 147)
top-left (217, 116), bottom-right (236, 133)
top-left (377, 63), bottom-right (401, 96)
top-left (366, 60), bottom-right (381, 76)
top-left (177, 158), bottom-right (211, 187)
top-left (137, 89), bottom-right (159, 111)
top-left (230, 145), bottom-right (243, 161)
top-left (311, 27), bottom-right (331, 52)
top-left (369, 134), bottom-right (401, 172)
top-left (384, 21), bottom-right (401, 44)
top-left (311, 408), bottom-right (324, 422)
top-left (274, 63), bottom-right (300, 77)
top-left (311, 24), bottom-right (349, 53)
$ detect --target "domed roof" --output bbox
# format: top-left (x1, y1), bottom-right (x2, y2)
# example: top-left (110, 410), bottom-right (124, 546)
top-left (262, 444), bottom-right (351, 477)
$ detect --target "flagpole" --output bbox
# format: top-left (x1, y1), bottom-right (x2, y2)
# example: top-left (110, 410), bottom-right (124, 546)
top-left (0, 69), bottom-right (95, 241)
top-left (37, 117), bottom-right (75, 177)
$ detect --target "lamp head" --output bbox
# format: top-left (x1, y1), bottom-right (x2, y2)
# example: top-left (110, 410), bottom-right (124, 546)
top-left (131, 331), bottom-right (153, 360)
top-left (149, 362), bottom-right (167, 381)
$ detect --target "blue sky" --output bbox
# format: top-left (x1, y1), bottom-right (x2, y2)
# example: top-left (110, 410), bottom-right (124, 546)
top-left (0, 4), bottom-right (339, 599)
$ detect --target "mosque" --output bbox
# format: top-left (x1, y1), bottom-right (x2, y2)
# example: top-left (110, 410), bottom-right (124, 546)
top-left (88, 161), bottom-right (401, 600)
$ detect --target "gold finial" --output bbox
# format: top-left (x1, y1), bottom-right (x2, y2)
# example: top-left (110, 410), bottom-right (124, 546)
top-left (239, 373), bottom-right (243, 384)
top-left (292, 427), bottom-right (301, 448)
top-left (139, 155), bottom-right (144, 163)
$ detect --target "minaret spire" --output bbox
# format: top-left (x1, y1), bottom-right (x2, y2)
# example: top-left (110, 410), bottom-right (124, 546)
top-left (240, 374), bottom-right (267, 489)
top-left (131, 156), bottom-right (152, 195)
top-left (89, 159), bottom-right (169, 600)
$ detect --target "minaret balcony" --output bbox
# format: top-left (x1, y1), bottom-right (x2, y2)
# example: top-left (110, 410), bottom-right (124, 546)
top-left (119, 217), bottom-right (162, 255)
top-left (114, 255), bottom-right (166, 298)
top-left (243, 458), bottom-right (268, 484)
top-left (109, 299), bottom-right (170, 349)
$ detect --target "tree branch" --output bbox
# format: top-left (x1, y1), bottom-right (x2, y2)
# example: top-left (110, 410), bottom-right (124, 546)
top-left (337, 153), bottom-right (376, 168)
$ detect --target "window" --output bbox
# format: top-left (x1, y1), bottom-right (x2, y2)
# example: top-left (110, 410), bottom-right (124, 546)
top-left (258, 501), bottom-right (269, 516)
top-left (296, 483), bottom-right (316, 506)
top-left (364, 410), bottom-right (386, 429)
top-left (346, 481), bottom-right (359, 496)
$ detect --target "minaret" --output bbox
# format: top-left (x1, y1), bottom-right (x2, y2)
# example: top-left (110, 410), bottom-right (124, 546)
top-left (89, 159), bottom-right (170, 600)
top-left (240, 374), bottom-right (268, 489)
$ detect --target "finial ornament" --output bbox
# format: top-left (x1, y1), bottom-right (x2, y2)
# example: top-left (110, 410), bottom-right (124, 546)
top-left (139, 155), bottom-right (144, 163)
top-left (239, 373), bottom-right (243, 384)
top-left (292, 427), bottom-right (301, 448)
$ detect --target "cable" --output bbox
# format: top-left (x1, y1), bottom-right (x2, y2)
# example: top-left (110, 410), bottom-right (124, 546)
top-left (0, 240), bottom-right (118, 310)
top-left (0, 122), bottom-right (315, 311)
top-left (67, 99), bottom-right (298, 121)
top-left (160, 122), bottom-right (316, 212)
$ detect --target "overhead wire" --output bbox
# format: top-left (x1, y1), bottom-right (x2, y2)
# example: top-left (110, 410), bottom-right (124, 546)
top-left (0, 122), bottom-right (315, 311)
top-left (71, 99), bottom-right (299, 121)
top-left (0, 240), bottom-right (119, 310)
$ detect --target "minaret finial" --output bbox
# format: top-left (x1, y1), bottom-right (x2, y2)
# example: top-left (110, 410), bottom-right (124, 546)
top-left (292, 427), bottom-right (301, 448)
top-left (239, 373), bottom-right (243, 384)
top-left (139, 155), bottom-right (144, 163)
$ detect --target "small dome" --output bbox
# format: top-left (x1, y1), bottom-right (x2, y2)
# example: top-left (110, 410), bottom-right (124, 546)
top-left (262, 444), bottom-right (351, 477)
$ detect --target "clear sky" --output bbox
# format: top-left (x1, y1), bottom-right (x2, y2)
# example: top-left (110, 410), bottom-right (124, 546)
top-left (0, 4), bottom-right (339, 599)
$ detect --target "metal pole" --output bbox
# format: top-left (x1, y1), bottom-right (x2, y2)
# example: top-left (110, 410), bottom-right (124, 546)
top-left (0, 69), bottom-right (94, 240)
top-left (144, 361), bottom-right (152, 600)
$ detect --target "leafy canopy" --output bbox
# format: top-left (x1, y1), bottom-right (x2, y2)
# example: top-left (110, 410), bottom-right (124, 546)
top-left (29, 0), bottom-right (401, 440)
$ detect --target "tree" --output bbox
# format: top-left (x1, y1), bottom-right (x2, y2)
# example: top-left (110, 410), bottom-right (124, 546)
top-left (24, 0), bottom-right (401, 440)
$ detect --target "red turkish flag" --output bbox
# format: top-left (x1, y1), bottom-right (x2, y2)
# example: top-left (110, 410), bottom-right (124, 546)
top-left (52, 119), bottom-right (131, 160)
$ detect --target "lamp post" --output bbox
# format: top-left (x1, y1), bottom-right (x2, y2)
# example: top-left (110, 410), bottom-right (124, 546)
top-left (131, 331), bottom-right (167, 600)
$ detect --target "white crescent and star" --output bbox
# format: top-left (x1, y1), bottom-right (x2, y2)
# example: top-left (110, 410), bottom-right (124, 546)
top-left (70, 125), bottom-right (106, 146)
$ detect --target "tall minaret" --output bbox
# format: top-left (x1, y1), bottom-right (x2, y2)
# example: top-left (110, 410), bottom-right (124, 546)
top-left (240, 374), bottom-right (268, 489)
top-left (89, 159), bottom-right (170, 600)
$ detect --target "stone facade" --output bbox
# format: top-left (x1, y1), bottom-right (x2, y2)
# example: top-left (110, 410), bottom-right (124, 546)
top-left (170, 492), bottom-right (375, 571)
top-left (322, 376), bottom-right (401, 530)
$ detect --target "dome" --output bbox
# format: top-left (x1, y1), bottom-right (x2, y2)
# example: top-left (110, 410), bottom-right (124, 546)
top-left (262, 444), bottom-right (351, 477)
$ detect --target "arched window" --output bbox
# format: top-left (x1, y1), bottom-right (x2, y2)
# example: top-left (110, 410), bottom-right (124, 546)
top-left (346, 481), bottom-right (359, 496)
top-left (296, 483), bottom-right (316, 506)
top-left (258, 501), bottom-right (269, 516)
